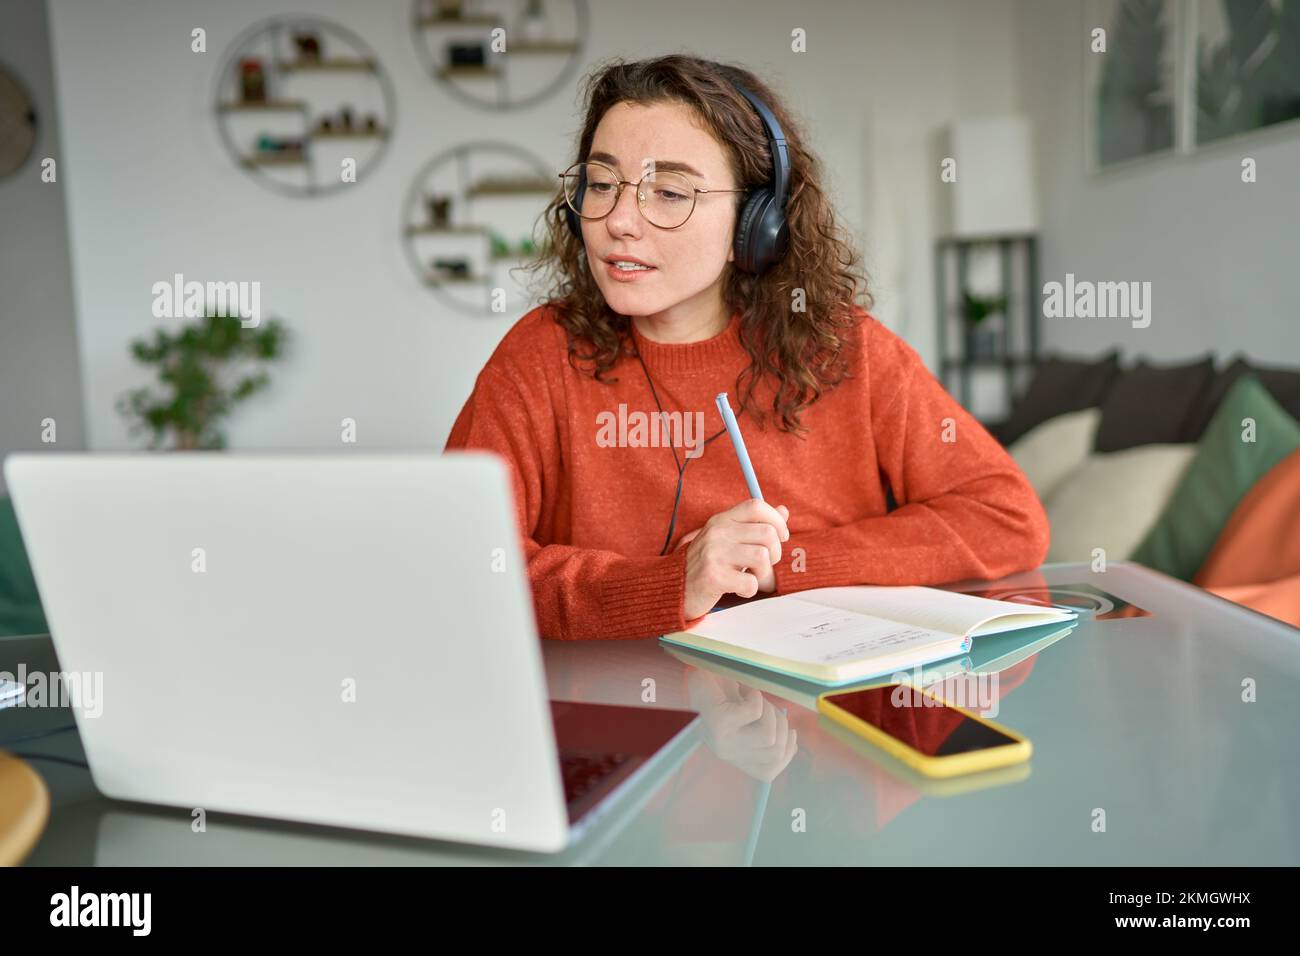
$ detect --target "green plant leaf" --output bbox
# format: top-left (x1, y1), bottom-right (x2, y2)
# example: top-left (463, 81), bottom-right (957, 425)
top-left (116, 307), bottom-right (289, 451)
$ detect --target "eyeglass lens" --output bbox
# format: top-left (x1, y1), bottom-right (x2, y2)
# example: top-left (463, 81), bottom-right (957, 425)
top-left (564, 163), bottom-right (697, 228)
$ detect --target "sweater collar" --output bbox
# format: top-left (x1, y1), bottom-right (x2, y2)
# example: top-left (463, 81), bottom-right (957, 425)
top-left (628, 307), bottom-right (744, 374)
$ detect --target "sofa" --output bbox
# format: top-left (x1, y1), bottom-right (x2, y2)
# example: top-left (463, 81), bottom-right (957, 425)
top-left (991, 352), bottom-right (1300, 627)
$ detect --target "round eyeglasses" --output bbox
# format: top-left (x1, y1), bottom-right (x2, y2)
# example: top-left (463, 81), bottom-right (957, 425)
top-left (559, 160), bottom-right (747, 229)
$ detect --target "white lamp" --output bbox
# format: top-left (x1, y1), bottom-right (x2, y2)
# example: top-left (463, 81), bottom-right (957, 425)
top-left (935, 115), bottom-right (1039, 238)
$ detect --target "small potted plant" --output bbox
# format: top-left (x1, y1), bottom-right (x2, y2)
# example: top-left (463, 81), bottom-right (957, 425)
top-left (961, 290), bottom-right (1007, 361)
top-left (116, 310), bottom-right (288, 450)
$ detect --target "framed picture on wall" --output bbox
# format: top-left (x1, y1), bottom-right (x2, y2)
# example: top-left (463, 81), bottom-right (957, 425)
top-left (1196, 0), bottom-right (1300, 146)
top-left (1085, 0), bottom-right (1188, 171)
top-left (1087, 0), bottom-right (1300, 173)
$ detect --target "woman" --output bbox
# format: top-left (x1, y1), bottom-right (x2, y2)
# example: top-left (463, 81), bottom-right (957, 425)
top-left (445, 54), bottom-right (1049, 641)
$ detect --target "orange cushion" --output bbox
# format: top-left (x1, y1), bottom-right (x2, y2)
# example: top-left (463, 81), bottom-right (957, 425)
top-left (1195, 448), bottom-right (1300, 588)
top-left (1195, 448), bottom-right (1300, 627)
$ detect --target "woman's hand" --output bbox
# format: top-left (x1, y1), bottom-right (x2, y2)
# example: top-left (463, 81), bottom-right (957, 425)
top-left (680, 500), bottom-right (791, 620)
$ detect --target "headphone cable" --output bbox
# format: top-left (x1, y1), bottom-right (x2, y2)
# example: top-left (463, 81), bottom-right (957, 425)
top-left (629, 342), bottom-right (731, 556)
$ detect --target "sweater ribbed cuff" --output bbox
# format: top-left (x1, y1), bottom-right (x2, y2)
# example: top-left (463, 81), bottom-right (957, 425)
top-left (599, 547), bottom-right (691, 639)
top-left (774, 534), bottom-right (858, 594)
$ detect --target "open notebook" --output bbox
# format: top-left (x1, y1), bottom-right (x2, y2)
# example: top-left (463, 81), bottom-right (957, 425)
top-left (662, 618), bottom-right (1077, 709)
top-left (660, 586), bottom-right (1076, 686)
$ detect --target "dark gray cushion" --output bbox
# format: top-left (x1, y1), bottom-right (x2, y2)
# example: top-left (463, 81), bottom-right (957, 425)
top-left (1184, 356), bottom-right (1300, 442)
top-left (995, 351), bottom-right (1121, 446)
top-left (1094, 356), bottom-right (1216, 452)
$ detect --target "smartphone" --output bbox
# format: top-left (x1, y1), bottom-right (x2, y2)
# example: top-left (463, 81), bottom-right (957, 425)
top-left (817, 683), bottom-right (1031, 778)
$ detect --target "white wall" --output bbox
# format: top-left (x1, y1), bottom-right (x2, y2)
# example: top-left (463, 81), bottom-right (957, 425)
top-left (26, 0), bottom-right (1296, 461)
top-left (44, 0), bottom-right (1021, 451)
top-left (0, 0), bottom-right (85, 492)
top-left (1014, 0), bottom-right (1300, 363)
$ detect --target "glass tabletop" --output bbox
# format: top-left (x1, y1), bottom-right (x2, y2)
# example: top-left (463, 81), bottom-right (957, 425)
top-left (6, 561), bottom-right (1299, 865)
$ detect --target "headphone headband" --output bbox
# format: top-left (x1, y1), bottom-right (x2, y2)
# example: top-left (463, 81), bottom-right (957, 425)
top-left (730, 81), bottom-right (790, 210)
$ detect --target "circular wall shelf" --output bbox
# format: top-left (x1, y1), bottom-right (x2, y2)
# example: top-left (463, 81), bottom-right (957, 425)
top-left (401, 141), bottom-right (555, 316)
top-left (411, 0), bottom-right (588, 111)
top-left (214, 15), bottom-right (395, 197)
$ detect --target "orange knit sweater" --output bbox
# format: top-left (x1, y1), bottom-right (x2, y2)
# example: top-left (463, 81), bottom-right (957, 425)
top-left (444, 303), bottom-right (1049, 640)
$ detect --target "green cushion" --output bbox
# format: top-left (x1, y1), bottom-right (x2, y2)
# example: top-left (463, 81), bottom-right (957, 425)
top-left (0, 494), bottom-right (48, 637)
top-left (1132, 375), bottom-right (1300, 580)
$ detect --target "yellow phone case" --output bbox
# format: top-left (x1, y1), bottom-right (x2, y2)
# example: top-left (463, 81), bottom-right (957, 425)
top-left (817, 684), bottom-right (1032, 778)
top-left (816, 715), bottom-right (1031, 797)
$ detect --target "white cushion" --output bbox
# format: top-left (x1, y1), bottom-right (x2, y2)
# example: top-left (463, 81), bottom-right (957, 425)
top-left (1044, 445), bottom-right (1195, 562)
top-left (1008, 408), bottom-right (1101, 501)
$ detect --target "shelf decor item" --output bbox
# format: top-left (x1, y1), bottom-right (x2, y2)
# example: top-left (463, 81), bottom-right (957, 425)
top-left (518, 0), bottom-right (549, 41)
top-left (401, 141), bottom-right (553, 315)
top-left (116, 311), bottom-right (289, 451)
top-left (425, 194), bottom-right (453, 227)
top-left (449, 42), bottom-right (487, 67)
top-left (411, 0), bottom-right (588, 110)
top-left (432, 257), bottom-right (472, 279)
top-left (962, 291), bottom-right (1009, 361)
top-left (292, 32), bottom-right (321, 62)
top-left (238, 58), bottom-right (267, 103)
top-left (250, 133), bottom-right (306, 165)
top-left (214, 15), bottom-right (395, 197)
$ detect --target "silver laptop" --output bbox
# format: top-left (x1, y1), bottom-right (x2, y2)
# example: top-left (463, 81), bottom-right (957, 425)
top-left (4, 452), bottom-right (699, 853)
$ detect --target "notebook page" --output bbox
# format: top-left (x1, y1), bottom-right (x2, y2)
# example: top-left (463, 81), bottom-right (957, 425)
top-left (682, 594), bottom-right (959, 666)
top-left (787, 586), bottom-right (1074, 636)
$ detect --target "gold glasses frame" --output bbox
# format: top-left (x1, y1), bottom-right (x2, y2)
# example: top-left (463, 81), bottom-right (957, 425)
top-left (558, 159), bottom-right (748, 229)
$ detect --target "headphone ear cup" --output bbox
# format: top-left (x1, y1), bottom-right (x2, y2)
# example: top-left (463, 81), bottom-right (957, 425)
top-left (734, 188), bottom-right (789, 275)
top-left (761, 203), bottom-right (790, 269)
top-left (733, 189), bottom-right (771, 274)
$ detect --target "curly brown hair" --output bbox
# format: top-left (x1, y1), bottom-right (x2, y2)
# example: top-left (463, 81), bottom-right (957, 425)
top-left (520, 54), bottom-right (872, 435)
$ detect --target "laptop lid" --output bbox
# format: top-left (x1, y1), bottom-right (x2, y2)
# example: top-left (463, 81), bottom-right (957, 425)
top-left (4, 452), bottom-right (573, 852)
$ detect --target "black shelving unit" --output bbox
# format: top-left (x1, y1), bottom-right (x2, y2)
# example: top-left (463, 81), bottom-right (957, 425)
top-left (934, 234), bottom-right (1039, 420)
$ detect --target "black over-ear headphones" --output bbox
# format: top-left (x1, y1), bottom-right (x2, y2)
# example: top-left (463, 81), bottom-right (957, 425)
top-left (564, 80), bottom-right (791, 275)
